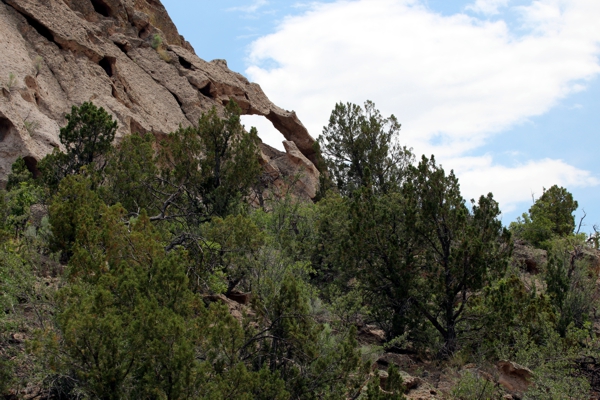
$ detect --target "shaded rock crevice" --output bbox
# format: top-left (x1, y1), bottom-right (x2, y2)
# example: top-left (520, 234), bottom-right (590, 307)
top-left (0, 116), bottom-right (15, 142)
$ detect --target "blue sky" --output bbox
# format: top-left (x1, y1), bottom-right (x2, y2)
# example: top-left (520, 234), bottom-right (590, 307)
top-left (162, 0), bottom-right (600, 231)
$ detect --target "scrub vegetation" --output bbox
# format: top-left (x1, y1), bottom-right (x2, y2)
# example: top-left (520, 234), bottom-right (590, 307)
top-left (1, 100), bottom-right (599, 399)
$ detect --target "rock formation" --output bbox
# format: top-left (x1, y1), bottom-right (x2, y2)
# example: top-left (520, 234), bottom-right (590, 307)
top-left (0, 0), bottom-right (319, 197)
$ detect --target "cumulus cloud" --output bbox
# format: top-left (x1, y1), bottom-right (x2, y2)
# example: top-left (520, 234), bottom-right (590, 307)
top-left (465, 0), bottom-right (510, 15)
top-left (450, 156), bottom-right (599, 213)
top-left (244, 0), bottom-right (600, 211)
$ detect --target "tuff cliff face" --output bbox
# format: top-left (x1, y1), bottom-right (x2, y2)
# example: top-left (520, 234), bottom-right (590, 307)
top-left (0, 0), bottom-right (319, 197)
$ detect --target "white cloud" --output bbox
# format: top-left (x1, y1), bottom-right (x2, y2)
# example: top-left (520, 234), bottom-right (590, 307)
top-left (465, 0), bottom-right (509, 15)
top-left (450, 156), bottom-right (599, 213)
top-left (245, 0), bottom-right (600, 211)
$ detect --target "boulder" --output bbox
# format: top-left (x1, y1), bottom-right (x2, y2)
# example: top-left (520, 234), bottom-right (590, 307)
top-left (497, 360), bottom-right (534, 395)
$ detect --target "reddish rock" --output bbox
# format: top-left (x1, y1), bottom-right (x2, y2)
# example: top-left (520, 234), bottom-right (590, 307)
top-left (497, 360), bottom-right (534, 395)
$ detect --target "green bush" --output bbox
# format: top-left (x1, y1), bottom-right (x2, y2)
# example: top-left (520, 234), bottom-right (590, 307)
top-left (451, 370), bottom-right (500, 400)
top-left (510, 185), bottom-right (578, 247)
top-left (39, 102), bottom-right (117, 188)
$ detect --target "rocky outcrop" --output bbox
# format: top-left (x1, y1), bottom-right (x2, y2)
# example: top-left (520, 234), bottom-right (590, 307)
top-left (497, 360), bottom-right (534, 396)
top-left (0, 0), bottom-right (318, 194)
top-left (512, 239), bottom-right (547, 274)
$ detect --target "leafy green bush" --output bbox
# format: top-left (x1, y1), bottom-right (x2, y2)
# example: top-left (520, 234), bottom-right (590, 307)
top-left (510, 185), bottom-right (578, 247)
top-left (451, 370), bottom-right (500, 400)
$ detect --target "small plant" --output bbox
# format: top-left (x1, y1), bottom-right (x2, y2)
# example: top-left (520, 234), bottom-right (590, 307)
top-left (451, 370), bottom-right (499, 400)
top-left (24, 119), bottom-right (40, 135)
top-left (6, 73), bottom-right (17, 90)
top-left (150, 34), bottom-right (171, 62)
top-left (157, 48), bottom-right (172, 63)
top-left (33, 56), bottom-right (43, 76)
top-left (151, 33), bottom-right (162, 50)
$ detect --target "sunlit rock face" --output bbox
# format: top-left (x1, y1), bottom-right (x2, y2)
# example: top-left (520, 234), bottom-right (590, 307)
top-left (0, 0), bottom-right (318, 198)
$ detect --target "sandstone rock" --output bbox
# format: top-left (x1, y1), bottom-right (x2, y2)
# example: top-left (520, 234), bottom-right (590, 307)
top-left (375, 353), bottom-right (415, 370)
top-left (358, 325), bottom-right (386, 345)
top-left (400, 370), bottom-right (421, 391)
top-left (377, 369), bottom-right (422, 395)
top-left (512, 239), bottom-right (547, 274)
top-left (9, 332), bottom-right (25, 344)
top-left (258, 141), bottom-right (321, 202)
top-left (378, 369), bottom-right (389, 387)
top-left (226, 291), bottom-right (252, 306)
top-left (0, 0), bottom-right (318, 197)
top-left (497, 360), bottom-right (534, 395)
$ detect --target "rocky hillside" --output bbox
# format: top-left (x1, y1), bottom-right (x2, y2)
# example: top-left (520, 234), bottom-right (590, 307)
top-left (0, 0), bottom-right (319, 197)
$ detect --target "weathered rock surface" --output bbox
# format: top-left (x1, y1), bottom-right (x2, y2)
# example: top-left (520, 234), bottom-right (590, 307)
top-left (512, 239), bottom-right (547, 274)
top-left (0, 0), bottom-right (318, 194)
top-left (497, 360), bottom-right (534, 396)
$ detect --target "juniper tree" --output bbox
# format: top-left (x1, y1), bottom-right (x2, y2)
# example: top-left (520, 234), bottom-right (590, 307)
top-left (510, 185), bottom-right (578, 247)
top-left (39, 102), bottom-right (117, 188)
top-left (345, 156), bottom-right (510, 356)
top-left (403, 156), bottom-right (511, 357)
top-left (318, 101), bottom-right (413, 196)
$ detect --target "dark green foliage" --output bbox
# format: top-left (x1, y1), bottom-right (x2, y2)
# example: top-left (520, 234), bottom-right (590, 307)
top-left (251, 273), bottom-right (363, 399)
top-left (203, 214), bottom-right (265, 294)
top-left (348, 189), bottom-right (419, 340)
top-left (101, 132), bottom-right (158, 213)
top-left (1, 158), bottom-right (42, 237)
top-left (402, 156), bottom-right (511, 356)
top-left (531, 185), bottom-right (578, 237)
top-left (42, 202), bottom-right (288, 399)
top-left (0, 246), bottom-right (19, 393)
top-left (48, 174), bottom-right (104, 260)
top-left (340, 156), bottom-right (510, 355)
top-left (0, 237), bottom-right (48, 395)
top-left (146, 101), bottom-right (262, 261)
top-left (310, 193), bottom-right (354, 293)
top-left (58, 102), bottom-right (117, 170)
top-left (197, 103), bottom-right (261, 217)
top-left (159, 101), bottom-right (261, 222)
top-left (6, 157), bottom-right (34, 191)
top-left (318, 101), bottom-right (413, 196)
top-left (51, 207), bottom-right (200, 398)
top-left (510, 185), bottom-right (578, 247)
top-left (545, 237), bottom-right (597, 337)
top-left (39, 102), bottom-right (117, 187)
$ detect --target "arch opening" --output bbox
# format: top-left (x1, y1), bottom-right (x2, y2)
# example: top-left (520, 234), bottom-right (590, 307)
top-left (240, 115), bottom-right (285, 152)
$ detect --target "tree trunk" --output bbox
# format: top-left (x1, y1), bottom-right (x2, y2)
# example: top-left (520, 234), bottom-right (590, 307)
top-left (439, 321), bottom-right (457, 359)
